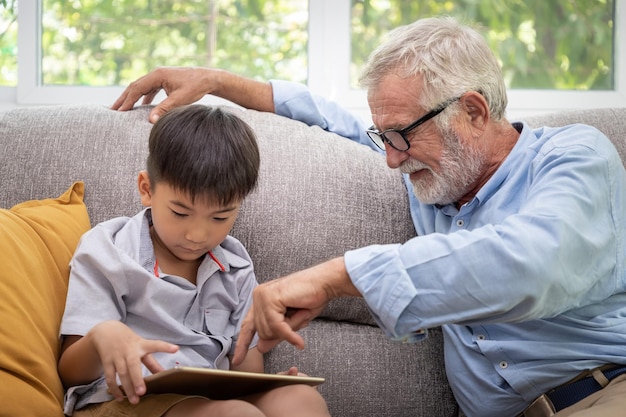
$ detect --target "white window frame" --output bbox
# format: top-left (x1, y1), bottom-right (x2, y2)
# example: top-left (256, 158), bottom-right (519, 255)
top-left (3, 0), bottom-right (625, 120)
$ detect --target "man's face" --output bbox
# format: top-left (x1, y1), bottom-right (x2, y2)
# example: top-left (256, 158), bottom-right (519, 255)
top-left (368, 73), bottom-right (486, 205)
top-left (400, 125), bottom-right (487, 205)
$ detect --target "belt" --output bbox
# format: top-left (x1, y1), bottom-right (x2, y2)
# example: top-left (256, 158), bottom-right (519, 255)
top-left (520, 364), bottom-right (626, 417)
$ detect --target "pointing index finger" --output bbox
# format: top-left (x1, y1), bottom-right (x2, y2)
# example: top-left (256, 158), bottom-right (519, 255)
top-left (232, 315), bottom-right (257, 365)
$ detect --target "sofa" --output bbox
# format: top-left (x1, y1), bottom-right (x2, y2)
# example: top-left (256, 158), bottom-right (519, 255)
top-left (1, 103), bottom-right (625, 417)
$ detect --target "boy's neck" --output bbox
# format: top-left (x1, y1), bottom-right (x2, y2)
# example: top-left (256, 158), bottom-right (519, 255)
top-left (150, 226), bottom-right (203, 284)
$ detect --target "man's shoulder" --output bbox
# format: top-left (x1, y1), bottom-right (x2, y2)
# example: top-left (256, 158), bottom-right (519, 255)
top-left (527, 122), bottom-right (615, 157)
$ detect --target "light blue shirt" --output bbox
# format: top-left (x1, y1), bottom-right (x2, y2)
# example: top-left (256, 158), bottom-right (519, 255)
top-left (271, 80), bottom-right (626, 417)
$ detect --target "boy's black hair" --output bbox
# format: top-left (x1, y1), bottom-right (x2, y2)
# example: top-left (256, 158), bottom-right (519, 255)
top-left (147, 104), bottom-right (260, 205)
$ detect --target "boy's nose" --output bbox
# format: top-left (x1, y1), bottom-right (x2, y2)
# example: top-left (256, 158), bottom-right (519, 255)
top-left (185, 227), bottom-right (208, 244)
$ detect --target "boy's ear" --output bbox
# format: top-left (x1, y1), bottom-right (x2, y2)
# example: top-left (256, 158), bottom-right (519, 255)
top-left (138, 171), bottom-right (152, 207)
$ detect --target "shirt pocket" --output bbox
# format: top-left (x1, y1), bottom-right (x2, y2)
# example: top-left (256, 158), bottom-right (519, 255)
top-left (203, 308), bottom-right (235, 337)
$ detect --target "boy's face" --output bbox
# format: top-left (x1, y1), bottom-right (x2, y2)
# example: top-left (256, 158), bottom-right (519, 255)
top-left (138, 171), bottom-right (241, 262)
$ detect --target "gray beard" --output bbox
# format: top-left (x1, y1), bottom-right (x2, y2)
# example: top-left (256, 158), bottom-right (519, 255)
top-left (400, 129), bottom-right (486, 205)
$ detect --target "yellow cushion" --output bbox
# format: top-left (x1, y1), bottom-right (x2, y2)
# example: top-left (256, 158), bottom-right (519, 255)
top-left (0, 182), bottom-right (91, 417)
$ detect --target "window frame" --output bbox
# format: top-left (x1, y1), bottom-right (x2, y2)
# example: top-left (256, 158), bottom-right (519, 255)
top-left (3, 0), bottom-right (625, 120)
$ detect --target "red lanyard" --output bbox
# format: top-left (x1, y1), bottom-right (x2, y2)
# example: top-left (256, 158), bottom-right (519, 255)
top-left (153, 251), bottom-right (225, 277)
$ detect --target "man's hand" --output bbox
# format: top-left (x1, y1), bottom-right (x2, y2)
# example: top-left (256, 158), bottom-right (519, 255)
top-left (232, 257), bottom-right (360, 365)
top-left (111, 66), bottom-right (275, 123)
top-left (111, 67), bottom-right (218, 123)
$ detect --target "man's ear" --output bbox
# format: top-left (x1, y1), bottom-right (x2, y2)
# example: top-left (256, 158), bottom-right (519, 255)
top-left (460, 91), bottom-right (489, 133)
top-left (138, 171), bottom-right (152, 207)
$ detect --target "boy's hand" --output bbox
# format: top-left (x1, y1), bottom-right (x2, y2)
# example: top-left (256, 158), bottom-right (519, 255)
top-left (277, 366), bottom-right (308, 377)
top-left (87, 321), bottom-right (179, 404)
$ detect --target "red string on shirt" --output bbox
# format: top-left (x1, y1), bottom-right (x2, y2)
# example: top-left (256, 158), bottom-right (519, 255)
top-left (153, 251), bottom-right (225, 278)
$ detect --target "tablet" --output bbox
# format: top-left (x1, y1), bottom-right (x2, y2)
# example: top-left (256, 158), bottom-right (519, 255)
top-left (143, 366), bottom-right (325, 400)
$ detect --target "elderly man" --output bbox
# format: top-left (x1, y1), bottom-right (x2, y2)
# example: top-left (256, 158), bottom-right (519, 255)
top-left (113, 16), bottom-right (626, 417)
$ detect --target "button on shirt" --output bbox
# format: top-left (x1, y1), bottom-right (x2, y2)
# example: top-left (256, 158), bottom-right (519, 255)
top-left (270, 80), bottom-right (626, 417)
top-left (60, 208), bottom-right (258, 413)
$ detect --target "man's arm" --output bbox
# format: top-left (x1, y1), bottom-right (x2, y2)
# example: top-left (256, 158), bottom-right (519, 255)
top-left (112, 67), bottom-right (372, 149)
top-left (112, 67), bottom-right (275, 123)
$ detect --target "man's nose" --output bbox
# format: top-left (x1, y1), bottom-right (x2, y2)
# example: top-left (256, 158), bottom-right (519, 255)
top-left (385, 144), bottom-right (409, 169)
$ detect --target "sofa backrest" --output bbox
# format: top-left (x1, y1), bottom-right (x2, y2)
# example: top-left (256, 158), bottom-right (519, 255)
top-left (2, 106), bottom-right (626, 321)
top-left (0, 104), bottom-right (416, 325)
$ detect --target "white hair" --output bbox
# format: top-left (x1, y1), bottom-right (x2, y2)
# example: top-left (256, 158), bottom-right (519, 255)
top-left (359, 16), bottom-right (508, 123)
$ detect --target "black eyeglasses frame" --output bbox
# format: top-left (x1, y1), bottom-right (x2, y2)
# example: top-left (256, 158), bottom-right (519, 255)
top-left (366, 96), bottom-right (461, 151)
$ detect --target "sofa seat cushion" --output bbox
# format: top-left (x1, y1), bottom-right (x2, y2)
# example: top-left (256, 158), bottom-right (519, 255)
top-left (0, 182), bottom-right (91, 417)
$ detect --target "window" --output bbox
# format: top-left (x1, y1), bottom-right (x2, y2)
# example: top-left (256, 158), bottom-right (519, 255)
top-left (7, 0), bottom-right (308, 107)
top-left (2, 0), bottom-right (625, 120)
top-left (312, 0), bottom-right (625, 120)
top-left (39, 0), bottom-right (307, 86)
top-left (0, 0), bottom-right (17, 86)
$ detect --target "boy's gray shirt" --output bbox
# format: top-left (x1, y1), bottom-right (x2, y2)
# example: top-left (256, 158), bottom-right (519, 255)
top-left (60, 208), bottom-right (258, 414)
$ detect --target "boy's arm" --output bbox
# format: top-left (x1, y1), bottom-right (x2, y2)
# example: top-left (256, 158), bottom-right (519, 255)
top-left (230, 346), bottom-right (264, 373)
top-left (58, 334), bottom-right (104, 387)
top-left (229, 347), bottom-right (303, 376)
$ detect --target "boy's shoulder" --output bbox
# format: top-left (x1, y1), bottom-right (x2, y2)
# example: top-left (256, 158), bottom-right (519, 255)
top-left (86, 212), bottom-right (142, 240)
top-left (77, 210), bottom-right (147, 257)
top-left (218, 235), bottom-right (253, 270)
top-left (80, 215), bottom-right (132, 242)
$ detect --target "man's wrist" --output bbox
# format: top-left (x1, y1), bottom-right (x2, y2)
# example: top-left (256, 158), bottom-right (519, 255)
top-left (326, 257), bottom-right (361, 298)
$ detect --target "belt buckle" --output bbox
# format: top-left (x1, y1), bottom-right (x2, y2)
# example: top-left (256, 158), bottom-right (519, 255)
top-left (520, 394), bottom-right (556, 417)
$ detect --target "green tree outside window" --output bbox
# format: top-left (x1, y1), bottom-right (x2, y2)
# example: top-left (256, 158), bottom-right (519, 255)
top-left (40, 0), bottom-right (308, 86)
top-left (351, 0), bottom-right (614, 90)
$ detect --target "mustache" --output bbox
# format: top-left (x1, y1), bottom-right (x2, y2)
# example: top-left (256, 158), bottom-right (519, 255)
top-left (399, 159), bottom-right (431, 175)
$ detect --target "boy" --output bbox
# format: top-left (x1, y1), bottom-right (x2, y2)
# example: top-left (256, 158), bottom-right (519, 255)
top-left (58, 105), bottom-right (330, 417)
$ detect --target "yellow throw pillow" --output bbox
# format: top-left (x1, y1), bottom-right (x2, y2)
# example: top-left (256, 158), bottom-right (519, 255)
top-left (0, 182), bottom-right (91, 417)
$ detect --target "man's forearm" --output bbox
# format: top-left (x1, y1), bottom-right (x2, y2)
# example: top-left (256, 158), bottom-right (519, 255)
top-left (210, 69), bottom-right (275, 113)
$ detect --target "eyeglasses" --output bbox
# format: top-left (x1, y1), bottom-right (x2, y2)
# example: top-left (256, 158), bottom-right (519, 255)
top-left (366, 96), bottom-right (461, 151)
